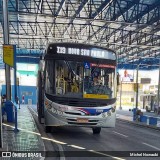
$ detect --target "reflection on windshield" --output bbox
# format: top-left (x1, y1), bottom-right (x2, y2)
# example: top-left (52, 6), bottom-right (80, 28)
top-left (54, 60), bottom-right (83, 98)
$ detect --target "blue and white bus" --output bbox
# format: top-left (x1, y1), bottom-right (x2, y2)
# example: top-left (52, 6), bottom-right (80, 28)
top-left (37, 43), bottom-right (117, 134)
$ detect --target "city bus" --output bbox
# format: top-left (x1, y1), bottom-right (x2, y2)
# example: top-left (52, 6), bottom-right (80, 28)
top-left (37, 43), bottom-right (117, 134)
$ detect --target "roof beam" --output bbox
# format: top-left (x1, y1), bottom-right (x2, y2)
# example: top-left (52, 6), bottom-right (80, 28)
top-left (62, 0), bottom-right (89, 36)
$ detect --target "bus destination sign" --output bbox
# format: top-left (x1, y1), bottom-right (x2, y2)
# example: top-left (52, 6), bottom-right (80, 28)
top-left (56, 46), bottom-right (115, 60)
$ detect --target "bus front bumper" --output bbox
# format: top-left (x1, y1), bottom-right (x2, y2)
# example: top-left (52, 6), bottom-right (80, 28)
top-left (44, 110), bottom-right (116, 128)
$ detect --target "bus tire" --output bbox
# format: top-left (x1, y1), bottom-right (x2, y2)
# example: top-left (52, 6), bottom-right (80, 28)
top-left (45, 126), bottom-right (51, 133)
top-left (92, 127), bottom-right (101, 134)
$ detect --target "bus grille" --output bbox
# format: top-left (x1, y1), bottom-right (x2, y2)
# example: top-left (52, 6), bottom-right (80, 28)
top-left (65, 112), bottom-right (101, 116)
top-left (65, 112), bottom-right (81, 115)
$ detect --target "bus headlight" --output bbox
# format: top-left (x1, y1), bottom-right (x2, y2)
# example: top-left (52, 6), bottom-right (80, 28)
top-left (107, 111), bottom-right (111, 116)
top-left (102, 113), bottom-right (106, 118)
top-left (52, 108), bottom-right (57, 113)
top-left (58, 110), bottom-right (63, 115)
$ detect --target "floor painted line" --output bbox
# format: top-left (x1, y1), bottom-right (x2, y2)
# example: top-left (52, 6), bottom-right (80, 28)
top-left (42, 136), bottom-right (67, 145)
top-left (3, 123), bottom-right (41, 136)
top-left (142, 142), bottom-right (160, 151)
top-left (67, 145), bottom-right (86, 149)
top-left (88, 150), bottom-right (126, 160)
top-left (113, 131), bottom-right (128, 138)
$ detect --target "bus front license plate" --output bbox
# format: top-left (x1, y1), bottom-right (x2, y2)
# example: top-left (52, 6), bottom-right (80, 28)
top-left (77, 118), bottom-right (88, 123)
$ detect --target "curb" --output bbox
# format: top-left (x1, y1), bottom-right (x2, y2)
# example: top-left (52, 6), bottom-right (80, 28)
top-left (117, 118), bottom-right (160, 131)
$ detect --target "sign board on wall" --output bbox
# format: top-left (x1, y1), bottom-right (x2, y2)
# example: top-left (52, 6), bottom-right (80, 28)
top-left (118, 70), bottom-right (134, 82)
top-left (3, 45), bottom-right (16, 67)
top-left (140, 78), bottom-right (151, 84)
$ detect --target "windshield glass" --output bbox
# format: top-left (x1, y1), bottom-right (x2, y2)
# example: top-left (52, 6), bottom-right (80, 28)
top-left (45, 60), bottom-right (116, 99)
top-left (83, 63), bottom-right (116, 99)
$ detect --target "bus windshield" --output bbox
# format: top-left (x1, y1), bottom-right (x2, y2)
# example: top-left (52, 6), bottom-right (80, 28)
top-left (45, 59), bottom-right (116, 99)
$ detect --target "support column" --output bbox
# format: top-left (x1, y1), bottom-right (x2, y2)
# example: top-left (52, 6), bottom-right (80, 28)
top-left (3, 0), bottom-right (11, 100)
top-left (158, 61), bottom-right (160, 108)
top-left (135, 64), bottom-right (139, 109)
top-left (119, 80), bottom-right (122, 110)
top-left (14, 46), bottom-right (17, 102)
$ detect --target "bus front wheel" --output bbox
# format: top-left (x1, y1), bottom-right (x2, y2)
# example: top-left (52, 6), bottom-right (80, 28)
top-left (92, 127), bottom-right (101, 134)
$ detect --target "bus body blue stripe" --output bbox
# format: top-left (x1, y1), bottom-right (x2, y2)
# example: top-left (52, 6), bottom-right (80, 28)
top-left (78, 108), bottom-right (111, 114)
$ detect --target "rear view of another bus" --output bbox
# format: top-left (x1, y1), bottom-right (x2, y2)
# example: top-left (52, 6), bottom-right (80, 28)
top-left (37, 43), bottom-right (117, 134)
